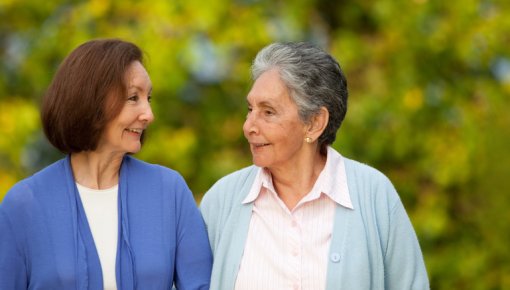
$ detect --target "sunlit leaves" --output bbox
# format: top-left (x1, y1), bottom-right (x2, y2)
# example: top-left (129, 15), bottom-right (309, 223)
top-left (0, 99), bottom-right (39, 199)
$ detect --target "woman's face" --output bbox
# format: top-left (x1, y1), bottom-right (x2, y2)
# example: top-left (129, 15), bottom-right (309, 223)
top-left (98, 61), bottom-right (154, 155)
top-left (243, 69), bottom-right (309, 171)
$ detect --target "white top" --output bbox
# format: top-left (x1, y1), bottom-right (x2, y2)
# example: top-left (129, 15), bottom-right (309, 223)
top-left (77, 183), bottom-right (119, 290)
top-left (235, 147), bottom-right (352, 290)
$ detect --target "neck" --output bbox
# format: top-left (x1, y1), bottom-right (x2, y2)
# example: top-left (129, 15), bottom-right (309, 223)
top-left (269, 149), bottom-right (327, 210)
top-left (71, 151), bottom-right (124, 190)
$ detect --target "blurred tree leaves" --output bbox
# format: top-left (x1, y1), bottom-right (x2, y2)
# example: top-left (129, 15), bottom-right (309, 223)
top-left (1, 0), bottom-right (509, 288)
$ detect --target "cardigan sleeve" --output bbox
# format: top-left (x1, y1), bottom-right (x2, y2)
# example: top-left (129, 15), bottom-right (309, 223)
top-left (172, 175), bottom-right (213, 290)
top-left (0, 209), bottom-right (27, 289)
top-left (383, 197), bottom-right (430, 289)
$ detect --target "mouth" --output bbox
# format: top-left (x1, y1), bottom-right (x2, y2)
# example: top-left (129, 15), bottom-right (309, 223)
top-left (125, 128), bottom-right (143, 134)
top-left (252, 142), bottom-right (270, 148)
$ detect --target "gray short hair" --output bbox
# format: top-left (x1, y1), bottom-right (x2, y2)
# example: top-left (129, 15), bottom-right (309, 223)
top-left (251, 42), bottom-right (348, 154)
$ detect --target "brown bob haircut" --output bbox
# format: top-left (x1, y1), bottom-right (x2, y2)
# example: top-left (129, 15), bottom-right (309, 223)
top-left (41, 38), bottom-right (144, 153)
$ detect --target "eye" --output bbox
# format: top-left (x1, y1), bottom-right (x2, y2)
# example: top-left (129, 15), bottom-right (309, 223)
top-left (127, 95), bottom-right (138, 102)
top-left (148, 95), bottom-right (152, 103)
top-left (264, 109), bottom-right (275, 116)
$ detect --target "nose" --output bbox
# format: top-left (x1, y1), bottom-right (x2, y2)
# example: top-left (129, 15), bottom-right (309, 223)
top-left (140, 102), bottom-right (154, 124)
top-left (243, 112), bottom-right (258, 135)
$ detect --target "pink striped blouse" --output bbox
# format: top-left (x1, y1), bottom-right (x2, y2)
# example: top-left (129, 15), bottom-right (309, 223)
top-left (235, 147), bottom-right (353, 290)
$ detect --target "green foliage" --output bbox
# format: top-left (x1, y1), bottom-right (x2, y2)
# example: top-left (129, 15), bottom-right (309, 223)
top-left (1, 0), bottom-right (509, 288)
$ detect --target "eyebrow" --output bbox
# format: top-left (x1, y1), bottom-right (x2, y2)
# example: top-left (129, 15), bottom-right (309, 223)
top-left (247, 98), bottom-right (278, 108)
top-left (258, 101), bottom-right (275, 108)
top-left (129, 85), bottom-right (152, 94)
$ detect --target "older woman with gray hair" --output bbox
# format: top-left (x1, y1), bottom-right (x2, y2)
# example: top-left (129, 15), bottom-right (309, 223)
top-left (200, 42), bottom-right (429, 290)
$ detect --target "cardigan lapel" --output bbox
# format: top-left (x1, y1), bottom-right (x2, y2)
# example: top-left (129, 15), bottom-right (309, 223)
top-left (116, 156), bottom-right (137, 290)
top-left (325, 158), bottom-right (355, 290)
top-left (63, 155), bottom-right (103, 289)
top-left (222, 166), bottom-right (258, 290)
top-left (63, 155), bottom-right (138, 290)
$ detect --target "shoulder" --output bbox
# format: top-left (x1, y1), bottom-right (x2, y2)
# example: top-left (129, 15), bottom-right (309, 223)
top-left (201, 165), bottom-right (258, 205)
top-left (0, 159), bottom-right (70, 238)
top-left (1, 179), bottom-right (33, 217)
top-left (123, 156), bottom-right (186, 185)
top-left (200, 165), bottom-right (258, 219)
top-left (1, 158), bottom-right (67, 210)
top-left (344, 158), bottom-right (391, 183)
top-left (210, 165), bottom-right (258, 190)
top-left (343, 157), bottom-right (400, 209)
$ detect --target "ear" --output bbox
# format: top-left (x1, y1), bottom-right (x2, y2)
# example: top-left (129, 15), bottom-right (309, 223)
top-left (306, 107), bottom-right (329, 141)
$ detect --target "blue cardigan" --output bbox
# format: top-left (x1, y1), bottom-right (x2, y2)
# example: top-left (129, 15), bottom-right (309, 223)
top-left (200, 157), bottom-right (430, 290)
top-left (0, 155), bottom-right (212, 289)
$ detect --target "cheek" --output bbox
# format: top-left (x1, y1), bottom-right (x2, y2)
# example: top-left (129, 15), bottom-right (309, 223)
top-left (284, 125), bottom-right (305, 145)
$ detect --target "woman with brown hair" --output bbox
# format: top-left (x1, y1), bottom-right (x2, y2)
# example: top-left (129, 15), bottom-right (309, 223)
top-left (0, 39), bottom-right (212, 289)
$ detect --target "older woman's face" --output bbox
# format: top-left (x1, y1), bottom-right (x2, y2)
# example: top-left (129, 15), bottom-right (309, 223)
top-left (98, 61), bottom-right (154, 155)
top-left (243, 69), bottom-right (309, 170)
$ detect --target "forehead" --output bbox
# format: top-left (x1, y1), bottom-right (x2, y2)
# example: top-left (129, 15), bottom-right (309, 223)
top-left (125, 61), bottom-right (151, 88)
top-left (247, 69), bottom-right (293, 106)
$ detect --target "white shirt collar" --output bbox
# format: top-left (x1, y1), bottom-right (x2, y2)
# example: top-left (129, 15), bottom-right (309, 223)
top-left (242, 146), bottom-right (353, 209)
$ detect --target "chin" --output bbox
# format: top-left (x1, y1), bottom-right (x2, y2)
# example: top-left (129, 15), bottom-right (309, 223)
top-left (126, 146), bottom-right (142, 155)
top-left (252, 158), bottom-right (269, 168)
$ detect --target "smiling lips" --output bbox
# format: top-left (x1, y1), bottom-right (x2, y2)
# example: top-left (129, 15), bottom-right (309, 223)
top-left (125, 128), bottom-right (143, 134)
top-left (252, 143), bottom-right (270, 148)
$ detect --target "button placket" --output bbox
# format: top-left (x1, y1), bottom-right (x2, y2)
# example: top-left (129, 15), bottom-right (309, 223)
top-left (291, 211), bottom-right (303, 290)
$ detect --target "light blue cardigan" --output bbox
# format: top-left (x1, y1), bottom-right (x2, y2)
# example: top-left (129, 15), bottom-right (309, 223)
top-left (200, 156), bottom-right (429, 290)
top-left (0, 155), bottom-right (212, 289)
